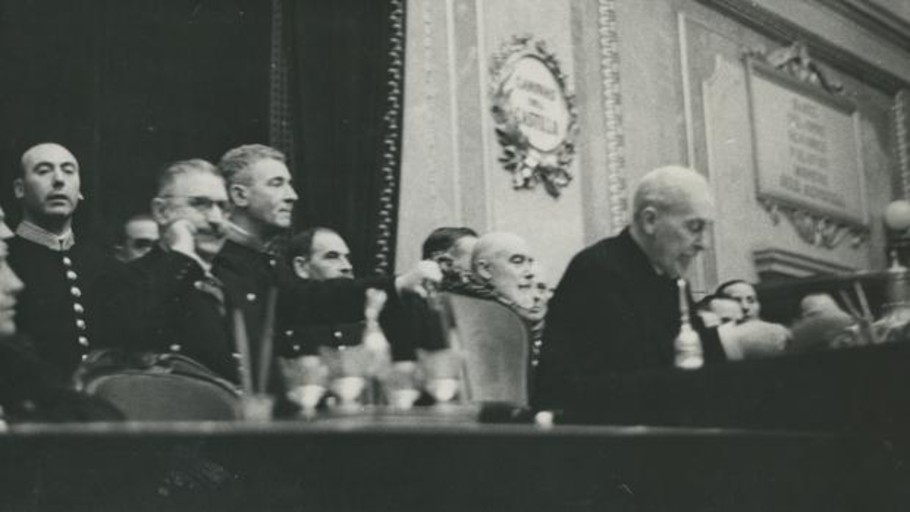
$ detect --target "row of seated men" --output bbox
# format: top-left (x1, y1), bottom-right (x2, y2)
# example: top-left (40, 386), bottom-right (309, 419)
top-left (0, 141), bottom-right (795, 421)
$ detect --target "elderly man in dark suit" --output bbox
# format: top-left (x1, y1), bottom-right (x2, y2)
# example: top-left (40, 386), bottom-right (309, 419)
top-left (533, 166), bottom-right (787, 411)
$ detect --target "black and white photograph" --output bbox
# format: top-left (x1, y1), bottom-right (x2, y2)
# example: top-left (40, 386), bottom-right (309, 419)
top-left (0, 0), bottom-right (909, 510)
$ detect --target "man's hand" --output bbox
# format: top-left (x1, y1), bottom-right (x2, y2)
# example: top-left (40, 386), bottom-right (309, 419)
top-left (394, 260), bottom-right (442, 298)
top-left (161, 219), bottom-right (198, 260)
top-left (720, 320), bottom-right (790, 360)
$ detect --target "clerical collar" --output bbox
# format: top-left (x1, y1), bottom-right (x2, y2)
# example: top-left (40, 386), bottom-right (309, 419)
top-left (16, 220), bottom-right (75, 252)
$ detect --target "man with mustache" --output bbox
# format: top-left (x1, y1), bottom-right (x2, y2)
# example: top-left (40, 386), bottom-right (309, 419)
top-left (94, 159), bottom-right (243, 379)
top-left (8, 142), bottom-right (116, 380)
top-left (534, 166), bottom-right (787, 411)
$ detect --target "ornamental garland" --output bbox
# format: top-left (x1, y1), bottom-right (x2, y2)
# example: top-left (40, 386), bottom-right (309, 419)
top-left (489, 35), bottom-right (579, 198)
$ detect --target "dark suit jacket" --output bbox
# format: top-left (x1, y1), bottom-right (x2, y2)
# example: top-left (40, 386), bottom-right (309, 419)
top-left (533, 228), bottom-right (726, 411)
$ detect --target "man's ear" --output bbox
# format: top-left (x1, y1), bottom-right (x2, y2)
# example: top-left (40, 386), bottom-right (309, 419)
top-left (639, 206), bottom-right (660, 235)
top-left (13, 178), bottom-right (24, 199)
top-left (228, 183), bottom-right (249, 207)
top-left (475, 259), bottom-right (492, 280)
top-left (292, 255), bottom-right (311, 279)
top-left (150, 197), bottom-right (169, 225)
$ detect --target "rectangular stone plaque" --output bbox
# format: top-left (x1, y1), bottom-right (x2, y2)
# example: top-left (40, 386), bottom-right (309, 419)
top-left (746, 59), bottom-right (866, 226)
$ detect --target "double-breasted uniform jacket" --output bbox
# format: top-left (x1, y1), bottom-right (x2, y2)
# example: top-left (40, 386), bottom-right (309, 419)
top-left (533, 228), bottom-right (726, 411)
top-left (8, 224), bottom-right (117, 381)
top-left (94, 245), bottom-right (241, 382)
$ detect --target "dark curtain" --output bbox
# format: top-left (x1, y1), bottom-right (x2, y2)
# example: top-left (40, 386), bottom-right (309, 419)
top-left (285, 0), bottom-right (406, 276)
top-left (0, 0), bottom-right (270, 242)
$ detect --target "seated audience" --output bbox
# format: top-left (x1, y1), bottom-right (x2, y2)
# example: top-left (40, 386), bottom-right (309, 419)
top-left (422, 226), bottom-right (478, 290)
top-left (114, 212), bottom-right (159, 262)
top-left (214, 144), bottom-right (442, 373)
top-left (96, 156), bottom-right (441, 387)
top-left (8, 142), bottom-right (117, 381)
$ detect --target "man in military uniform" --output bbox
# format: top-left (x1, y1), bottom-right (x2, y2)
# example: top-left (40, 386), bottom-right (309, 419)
top-left (8, 143), bottom-right (116, 380)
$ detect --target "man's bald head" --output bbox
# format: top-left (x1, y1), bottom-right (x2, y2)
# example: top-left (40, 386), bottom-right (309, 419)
top-left (20, 143), bottom-right (78, 176)
top-left (472, 232), bottom-right (537, 307)
top-left (14, 143), bottom-right (81, 233)
top-left (632, 166), bottom-right (713, 219)
top-left (629, 166), bottom-right (714, 277)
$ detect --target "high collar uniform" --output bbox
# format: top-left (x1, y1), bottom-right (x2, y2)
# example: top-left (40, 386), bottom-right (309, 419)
top-left (8, 223), bottom-right (118, 381)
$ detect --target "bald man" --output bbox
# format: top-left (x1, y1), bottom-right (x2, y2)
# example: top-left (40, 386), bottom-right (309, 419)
top-left (8, 143), bottom-right (117, 380)
top-left (472, 232), bottom-right (538, 310)
top-left (534, 166), bottom-right (729, 410)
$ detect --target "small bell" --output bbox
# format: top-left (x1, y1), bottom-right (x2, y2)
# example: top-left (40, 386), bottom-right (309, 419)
top-left (674, 279), bottom-right (703, 369)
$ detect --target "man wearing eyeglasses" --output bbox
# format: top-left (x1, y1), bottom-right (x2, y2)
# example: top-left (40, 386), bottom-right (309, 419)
top-left (93, 159), bottom-right (245, 379)
top-left (7, 142), bottom-right (117, 381)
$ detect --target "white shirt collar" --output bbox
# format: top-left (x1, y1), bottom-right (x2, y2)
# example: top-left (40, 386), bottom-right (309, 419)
top-left (16, 220), bottom-right (75, 252)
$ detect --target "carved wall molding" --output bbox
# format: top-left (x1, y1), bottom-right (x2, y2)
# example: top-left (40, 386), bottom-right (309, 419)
top-left (896, 89), bottom-right (910, 200)
top-left (697, 0), bottom-right (909, 94)
top-left (821, 0), bottom-right (910, 51)
top-left (759, 196), bottom-right (866, 249)
top-left (596, 0), bottom-right (627, 234)
top-left (753, 246), bottom-right (856, 279)
top-left (746, 41), bottom-right (844, 96)
top-left (745, 42), bottom-right (869, 250)
top-left (371, 0), bottom-right (407, 275)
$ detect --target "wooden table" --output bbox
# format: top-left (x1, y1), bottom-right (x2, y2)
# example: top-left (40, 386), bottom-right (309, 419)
top-left (1, 414), bottom-right (903, 512)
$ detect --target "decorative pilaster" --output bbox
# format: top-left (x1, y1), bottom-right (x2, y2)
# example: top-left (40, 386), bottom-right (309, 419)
top-left (896, 89), bottom-right (910, 200)
top-left (371, 0), bottom-right (407, 275)
top-left (597, 0), bottom-right (627, 234)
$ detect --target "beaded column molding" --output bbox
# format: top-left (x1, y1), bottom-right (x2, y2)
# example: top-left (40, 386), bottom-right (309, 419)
top-left (371, 0), bottom-right (407, 275)
top-left (269, 0), bottom-right (295, 164)
top-left (896, 89), bottom-right (910, 200)
top-left (597, 0), bottom-right (628, 235)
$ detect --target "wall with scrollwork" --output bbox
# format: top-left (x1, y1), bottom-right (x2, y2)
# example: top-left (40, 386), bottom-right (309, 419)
top-left (395, 0), bottom-right (910, 289)
top-left (618, 0), bottom-right (910, 289)
top-left (395, 0), bottom-right (604, 283)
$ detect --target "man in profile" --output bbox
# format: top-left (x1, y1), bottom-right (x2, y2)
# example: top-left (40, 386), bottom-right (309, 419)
top-left (214, 144), bottom-right (441, 374)
top-left (114, 212), bottom-right (159, 262)
top-left (8, 142), bottom-right (116, 380)
top-left (534, 166), bottom-right (787, 410)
